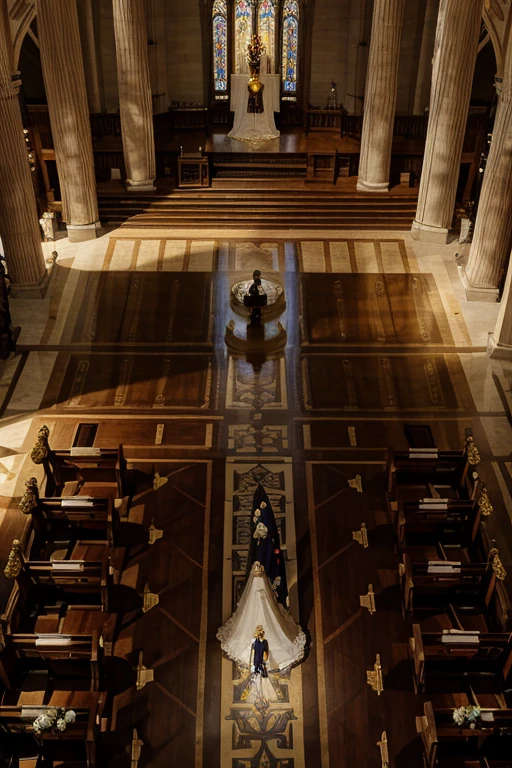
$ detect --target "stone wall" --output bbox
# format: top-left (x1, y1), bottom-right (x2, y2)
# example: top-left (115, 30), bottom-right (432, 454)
top-left (309, 0), bottom-right (436, 114)
top-left (18, 0), bottom-right (497, 117)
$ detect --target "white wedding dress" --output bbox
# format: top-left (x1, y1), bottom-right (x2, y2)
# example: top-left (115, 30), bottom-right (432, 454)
top-left (217, 562), bottom-right (306, 672)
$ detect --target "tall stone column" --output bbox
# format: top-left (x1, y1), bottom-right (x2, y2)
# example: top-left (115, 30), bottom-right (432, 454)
top-left (411, 0), bottom-right (483, 243)
top-left (0, 3), bottom-right (45, 286)
top-left (37, 0), bottom-right (101, 243)
top-left (356, 0), bottom-right (406, 193)
top-left (113, 0), bottom-right (156, 192)
top-left (461, 61), bottom-right (512, 300)
top-left (77, 0), bottom-right (103, 114)
top-left (413, 0), bottom-right (440, 115)
top-left (488, 253), bottom-right (512, 356)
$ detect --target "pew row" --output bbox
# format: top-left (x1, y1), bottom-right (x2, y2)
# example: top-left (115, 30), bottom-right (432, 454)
top-left (0, 693), bottom-right (106, 768)
top-left (399, 553), bottom-right (501, 617)
top-left (410, 623), bottom-right (512, 693)
top-left (416, 700), bottom-right (512, 768)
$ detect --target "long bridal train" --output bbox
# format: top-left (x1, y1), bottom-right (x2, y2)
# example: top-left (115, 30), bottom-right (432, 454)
top-left (217, 561), bottom-right (306, 673)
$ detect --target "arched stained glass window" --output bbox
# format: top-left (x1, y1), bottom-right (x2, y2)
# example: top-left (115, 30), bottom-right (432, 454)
top-left (212, 0), bottom-right (228, 94)
top-left (282, 0), bottom-right (299, 94)
top-left (234, 0), bottom-right (253, 73)
top-left (258, 0), bottom-right (275, 73)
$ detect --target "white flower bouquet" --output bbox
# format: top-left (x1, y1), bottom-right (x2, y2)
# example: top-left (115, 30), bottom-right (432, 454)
top-left (33, 707), bottom-right (76, 735)
top-left (453, 705), bottom-right (481, 729)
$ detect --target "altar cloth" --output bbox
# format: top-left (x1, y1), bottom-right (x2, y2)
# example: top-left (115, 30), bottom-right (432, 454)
top-left (228, 73), bottom-right (280, 143)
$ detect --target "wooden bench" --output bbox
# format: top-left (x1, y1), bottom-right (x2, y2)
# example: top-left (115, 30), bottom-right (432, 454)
top-left (410, 623), bottom-right (512, 693)
top-left (0, 693), bottom-right (105, 768)
top-left (6, 539), bottom-right (111, 611)
top-left (393, 497), bottom-right (482, 550)
top-left (29, 427), bottom-right (129, 498)
top-left (1, 630), bottom-right (102, 691)
top-left (37, 496), bottom-right (123, 548)
top-left (417, 700), bottom-right (512, 768)
top-left (399, 553), bottom-right (498, 617)
top-left (387, 441), bottom-right (475, 499)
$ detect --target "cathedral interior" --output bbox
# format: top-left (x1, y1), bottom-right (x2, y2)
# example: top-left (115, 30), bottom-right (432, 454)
top-left (1, 1), bottom-right (512, 767)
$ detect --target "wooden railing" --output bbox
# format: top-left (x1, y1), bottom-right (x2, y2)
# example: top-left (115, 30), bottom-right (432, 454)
top-left (27, 103), bottom-right (490, 154)
top-left (304, 108), bottom-right (343, 135)
top-left (305, 107), bottom-right (489, 149)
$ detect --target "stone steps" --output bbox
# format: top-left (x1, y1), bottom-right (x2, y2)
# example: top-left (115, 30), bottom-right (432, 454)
top-left (98, 189), bottom-right (417, 230)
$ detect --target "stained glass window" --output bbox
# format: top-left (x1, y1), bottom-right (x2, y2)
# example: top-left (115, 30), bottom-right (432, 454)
top-left (258, 0), bottom-right (275, 73)
top-left (282, 0), bottom-right (299, 93)
top-left (235, 0), bottom-right (253, 73)
top-left (212, 0), bottom-right (228, 93)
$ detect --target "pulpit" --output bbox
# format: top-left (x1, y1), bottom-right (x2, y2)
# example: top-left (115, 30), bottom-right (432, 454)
top-left (228, 74), bottom-right (280, 143)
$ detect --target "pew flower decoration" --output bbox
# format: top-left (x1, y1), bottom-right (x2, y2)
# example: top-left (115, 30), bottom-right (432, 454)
top-left (33, 707), bottom-right (76, 734)
top-left (453, 704), bottom-right (481, 729)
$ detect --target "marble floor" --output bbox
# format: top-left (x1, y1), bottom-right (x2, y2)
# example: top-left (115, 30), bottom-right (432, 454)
top-left (0, 225), bottom-right (510, 768)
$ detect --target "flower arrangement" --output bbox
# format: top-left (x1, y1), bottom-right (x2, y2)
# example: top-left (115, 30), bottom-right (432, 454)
top-left (453, 705), bottom-right (481, 729)
top-left (33, 707), bottom-right (76, 735)
top-left (247, 34), bottom-right (266, 68)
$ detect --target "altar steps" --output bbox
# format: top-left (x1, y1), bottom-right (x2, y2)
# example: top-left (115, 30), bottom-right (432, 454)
top-left (98, 190), bottom-right (418, 230)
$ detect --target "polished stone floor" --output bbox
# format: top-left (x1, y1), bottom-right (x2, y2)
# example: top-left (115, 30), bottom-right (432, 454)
top-left (0, 226), bottom-right (510, 768)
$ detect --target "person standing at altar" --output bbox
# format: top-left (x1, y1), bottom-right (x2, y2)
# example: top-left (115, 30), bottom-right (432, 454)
top-left (243, 270), bottom-right (268, 320)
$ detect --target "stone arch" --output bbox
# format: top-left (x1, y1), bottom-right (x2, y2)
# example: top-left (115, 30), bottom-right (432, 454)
top-left (9, 0), bottom-right (37, 70)
top-left (482, 0), bottom-right (512, 79)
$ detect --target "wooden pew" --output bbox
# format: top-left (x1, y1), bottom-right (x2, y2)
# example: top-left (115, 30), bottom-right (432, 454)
top-left (394, 497), bottom-right (482, 550)
top-left (5, 539), bottom-right (111, 611)
top-left (30, 426), bottom-right (129, 498)
top-left (399, 553), bottom-right (498, 617)
top-left (0, 603), bottom-right (116, 691)
top-left (410, 623), bottom-right (512, 693)
top-left (53, 444), bottom-right (128, 496)
top-left (0, 694), bottom-right (105, 768)
top-left (387, 442), bottom-right (473, 497)
top-left (4, 630), bottom-right (102, 691)
top-left (37, 496), bottom-right (122, 548)
top-left (417, 701), bottom-right (512, 768)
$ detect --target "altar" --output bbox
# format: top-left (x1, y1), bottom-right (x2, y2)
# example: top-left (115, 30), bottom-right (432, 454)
top-left (228, 73), bottom-right (280, 143)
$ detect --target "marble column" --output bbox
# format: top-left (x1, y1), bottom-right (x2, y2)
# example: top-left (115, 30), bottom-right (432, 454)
top-left (412, 0), bottom-right (440, 115)
top-left (77, 0), bottom-right (103, 114)
top-left (488, 253), bottom-right (512, 356)
top-left (411, 0), bottom-right (483, 243)
top-left (37, 0), bottom-right (101, 242)
top-left (461, 56), bottom-right (512, 301)
top-left (356, 0), bottom-right (406, 193)
top-left (0, 3), bottom-right (45, 286)
top-left (113, 0), bottom-right (156, 192)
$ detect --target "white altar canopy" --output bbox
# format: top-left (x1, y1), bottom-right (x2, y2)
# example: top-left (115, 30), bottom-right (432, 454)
top-left (228, 73), bottom-right (280, 143)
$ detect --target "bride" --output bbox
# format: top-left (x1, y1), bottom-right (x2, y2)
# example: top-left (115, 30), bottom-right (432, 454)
top-left (217, 561), bottom-right (306, 674)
